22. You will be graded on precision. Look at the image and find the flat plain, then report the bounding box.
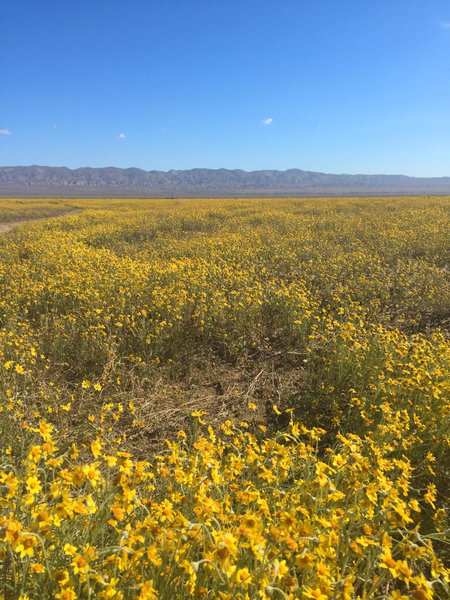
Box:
[0,196,448,599]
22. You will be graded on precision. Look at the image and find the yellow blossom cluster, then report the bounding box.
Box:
[0,412,448,599]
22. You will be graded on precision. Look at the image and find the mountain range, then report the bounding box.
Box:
[1,166,450,197]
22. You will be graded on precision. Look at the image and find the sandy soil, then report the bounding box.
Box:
[0,209,81,236]
[0,222,22,234]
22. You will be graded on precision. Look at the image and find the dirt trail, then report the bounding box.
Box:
[0,208,82,236]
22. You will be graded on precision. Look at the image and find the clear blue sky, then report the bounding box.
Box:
[1,0,450,176]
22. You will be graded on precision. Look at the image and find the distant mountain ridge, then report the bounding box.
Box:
[1,165,450,197]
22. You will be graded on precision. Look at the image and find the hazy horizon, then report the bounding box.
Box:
[2,164,450,179]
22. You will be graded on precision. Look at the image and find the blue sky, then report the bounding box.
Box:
[1,0,450,176]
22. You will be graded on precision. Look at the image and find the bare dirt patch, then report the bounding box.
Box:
[0,208,82,236]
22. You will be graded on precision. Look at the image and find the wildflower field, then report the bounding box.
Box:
[0,196,448,600]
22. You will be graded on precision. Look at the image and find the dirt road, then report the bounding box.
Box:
[0,209,82,236]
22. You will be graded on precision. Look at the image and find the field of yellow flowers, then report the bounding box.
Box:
[0,196,448,599]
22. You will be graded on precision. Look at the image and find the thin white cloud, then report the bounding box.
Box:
[440,21,450,28]
[118,133,126,139]
[0,129,11,135]
[263,118,273,125]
